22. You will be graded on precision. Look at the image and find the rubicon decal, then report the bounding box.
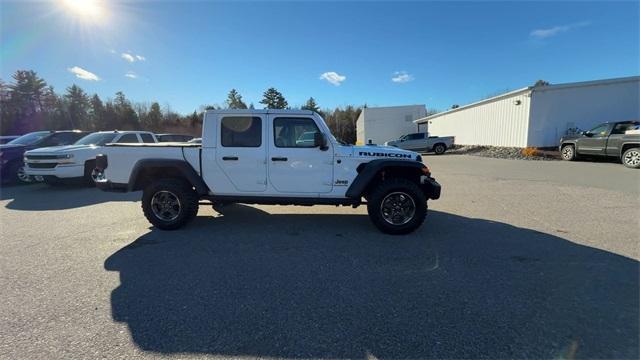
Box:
[358,151,413,159]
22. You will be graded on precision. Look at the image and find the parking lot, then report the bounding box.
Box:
[1,155,638,359]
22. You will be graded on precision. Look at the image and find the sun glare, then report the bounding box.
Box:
[59,0,105,22]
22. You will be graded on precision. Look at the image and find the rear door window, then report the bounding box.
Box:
[140,133,156,143]
[116,134,139,143]
[221,116,262,147]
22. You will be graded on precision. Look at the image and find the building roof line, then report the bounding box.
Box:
[415,75,640,124]
[414,87,531,123]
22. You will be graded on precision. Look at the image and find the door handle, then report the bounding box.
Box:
[222,156,239,161]
[271,157,288,161]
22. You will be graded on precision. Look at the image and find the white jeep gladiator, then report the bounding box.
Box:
[94,110,441,234]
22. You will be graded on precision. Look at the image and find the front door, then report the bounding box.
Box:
[578,123,610,155]
[215,115,267,192]
[267,116,334,194]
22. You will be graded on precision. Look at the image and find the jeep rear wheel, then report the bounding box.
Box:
[367,178,427,235]
[142,178,199,230]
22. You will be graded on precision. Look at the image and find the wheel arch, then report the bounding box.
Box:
[128,159,209,195]
[620,143,639,157]
[346,160,426,199]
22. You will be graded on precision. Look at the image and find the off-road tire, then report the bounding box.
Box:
[433,143,447,155]
[142,178,199,230]
[622,147,640,169]
[561,144,577,161]
[367,178,427,235]
[83,160,97,186]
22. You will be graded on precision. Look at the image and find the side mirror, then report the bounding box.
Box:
[314,132,328,151]
[582,131,593,137]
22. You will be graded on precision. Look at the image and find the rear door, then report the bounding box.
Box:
[215,115,267,192]
[267,115,333,194]
[606,122,638,156]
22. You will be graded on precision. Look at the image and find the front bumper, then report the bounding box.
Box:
[420,175,441,200]
[24,164,83,178]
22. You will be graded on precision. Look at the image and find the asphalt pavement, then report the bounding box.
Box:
[0,155,638,359]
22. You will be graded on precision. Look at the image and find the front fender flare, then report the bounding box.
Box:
[345,159,426,199]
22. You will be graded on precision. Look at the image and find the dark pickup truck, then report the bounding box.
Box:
[559,121,640,168]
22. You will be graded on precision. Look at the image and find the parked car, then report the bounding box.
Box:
[156,134,195,142]
[0,135,20,145]
[559,121,640,168]
[0,130,88,184]
[94,110,441,234]
[24,131,157,186]
[384,132,455,155]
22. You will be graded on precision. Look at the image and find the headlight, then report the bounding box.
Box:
[56,154,75,164]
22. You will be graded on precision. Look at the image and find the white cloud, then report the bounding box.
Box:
[121,52,135,62]
[67,66,100,81]
[121,52,146,62]
[124,71,138,79]
[530,21,590,39]
[391,71,414,83]
[319,71,346,86]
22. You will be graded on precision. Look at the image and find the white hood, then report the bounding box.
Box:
[26,144,98,154]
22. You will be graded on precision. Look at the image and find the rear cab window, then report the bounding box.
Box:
[221,116,262,147]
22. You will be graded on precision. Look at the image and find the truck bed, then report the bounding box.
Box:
[102,143,202,184]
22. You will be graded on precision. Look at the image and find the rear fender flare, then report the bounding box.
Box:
[128,159,209,195]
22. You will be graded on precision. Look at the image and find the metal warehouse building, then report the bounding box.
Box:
[356,105,426,145]
[415,76,640,147]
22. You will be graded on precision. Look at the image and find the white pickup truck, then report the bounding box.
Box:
[25,130,157,185]
[94,110,441,234]
[384,132,455,154]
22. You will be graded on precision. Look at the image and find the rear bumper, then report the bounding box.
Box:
[420,176,441,200]
[95,179,128,193]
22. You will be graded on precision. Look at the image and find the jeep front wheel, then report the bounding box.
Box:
[367,178,427,235]
[142,179,199,230]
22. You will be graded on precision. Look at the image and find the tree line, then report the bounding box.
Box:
[0,70,362,144]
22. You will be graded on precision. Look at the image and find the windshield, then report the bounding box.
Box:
[7,131,50,145]
[74,133,117,146]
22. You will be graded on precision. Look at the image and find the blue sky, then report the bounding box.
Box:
[1,1,638,114]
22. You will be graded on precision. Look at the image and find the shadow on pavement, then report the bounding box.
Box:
[105,205,639,359]
[1,183,139,210]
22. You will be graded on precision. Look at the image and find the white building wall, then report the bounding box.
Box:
[528,77,640,147]
[425,92,531,147]
[356,105,426,145]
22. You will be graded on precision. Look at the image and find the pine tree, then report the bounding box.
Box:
[301,97,321,114]
[90,94,106,130]
[65,84,90,130]
[259,87,288,109]
[145,102,163,131]
[225,89,248,109]
[113,91,140,130]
